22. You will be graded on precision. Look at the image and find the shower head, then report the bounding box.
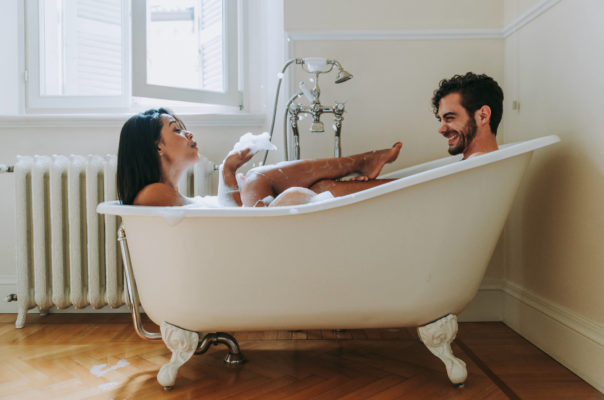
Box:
[335,69,353,83]
[330,59,353,83]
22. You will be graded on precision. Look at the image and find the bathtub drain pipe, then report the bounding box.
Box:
[195,332,246,365]
[118,225,162,341]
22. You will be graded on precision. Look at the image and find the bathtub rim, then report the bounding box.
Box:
[97,135,559,218]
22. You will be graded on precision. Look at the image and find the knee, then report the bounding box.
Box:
[310,179,334,193]
[270,187,316,207]
[241,170,266,192]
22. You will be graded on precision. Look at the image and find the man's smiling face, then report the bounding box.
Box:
[436,93,477,156]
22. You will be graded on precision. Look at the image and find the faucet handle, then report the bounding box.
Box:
[298,81,314,102]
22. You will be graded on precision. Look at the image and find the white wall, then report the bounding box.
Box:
[504,0,604,322]
[501,0,604,390]
[286,0,504,30]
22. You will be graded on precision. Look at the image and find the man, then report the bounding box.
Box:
[432,72,503,159]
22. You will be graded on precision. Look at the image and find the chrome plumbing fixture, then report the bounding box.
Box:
[0,164,14,173]
[261,57,353,164]
[118,225,162,341]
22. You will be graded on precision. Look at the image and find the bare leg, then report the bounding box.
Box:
[310,178,396,197]
[241,142,402,207]
[268,187,318,207]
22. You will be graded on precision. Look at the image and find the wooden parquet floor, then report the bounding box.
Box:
[0,313,602,400]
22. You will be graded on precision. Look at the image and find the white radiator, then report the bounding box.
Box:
[12,154,214,328]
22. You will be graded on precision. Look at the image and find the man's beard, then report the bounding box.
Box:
[448,118,477,155]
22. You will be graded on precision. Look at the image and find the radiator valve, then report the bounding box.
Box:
[5,293,17,302]
[0,164,14,173]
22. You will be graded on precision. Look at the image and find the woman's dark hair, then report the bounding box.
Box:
[116,107,176,204]
[431,72,504,135]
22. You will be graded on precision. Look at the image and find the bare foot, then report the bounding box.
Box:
[358,142,402,179]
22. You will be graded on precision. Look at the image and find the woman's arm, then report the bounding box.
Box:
[217,148,254,207]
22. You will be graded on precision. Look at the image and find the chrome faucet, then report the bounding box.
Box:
[262,58,353,164]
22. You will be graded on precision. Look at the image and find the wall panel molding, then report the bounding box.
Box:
[287,29,503,41]
[286,0,562,42]
[503,0,563,38]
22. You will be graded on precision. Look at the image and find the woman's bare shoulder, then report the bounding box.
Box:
[133,183,184,206]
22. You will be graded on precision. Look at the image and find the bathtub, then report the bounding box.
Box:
[97,135,559,389]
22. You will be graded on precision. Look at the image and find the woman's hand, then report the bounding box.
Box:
[224,148,254,173]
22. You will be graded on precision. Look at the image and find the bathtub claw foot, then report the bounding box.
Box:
[158,322,200,389]
[417,314,467,385]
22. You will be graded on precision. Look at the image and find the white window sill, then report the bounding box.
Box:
[0,112,266,129]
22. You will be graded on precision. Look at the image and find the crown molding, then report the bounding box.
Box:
[503,0,562,38]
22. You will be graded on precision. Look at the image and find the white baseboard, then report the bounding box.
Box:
[502,281,604,394]
[459,278,504,322]
[462,279,604,393]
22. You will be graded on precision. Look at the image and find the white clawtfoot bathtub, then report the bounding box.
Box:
[97,135,559,389]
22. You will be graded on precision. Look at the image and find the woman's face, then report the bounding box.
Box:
[157,114,200,167]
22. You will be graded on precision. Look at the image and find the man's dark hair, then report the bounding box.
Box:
[431,72,504,135]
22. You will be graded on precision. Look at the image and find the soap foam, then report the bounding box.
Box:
[217,164,241,207]
[261,195,275,205]
[90,359,130,377]
[230,132,277,156]
[183,195,221,208]
[309,191,335,203]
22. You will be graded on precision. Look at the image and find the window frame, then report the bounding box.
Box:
[131,0,241,108]
[24,0,242,113]
[24,0,131,111]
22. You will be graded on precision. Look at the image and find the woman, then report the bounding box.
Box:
[117,108,402,207]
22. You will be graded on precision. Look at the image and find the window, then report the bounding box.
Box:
[132,0,240,107]
[25,0,240,112]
